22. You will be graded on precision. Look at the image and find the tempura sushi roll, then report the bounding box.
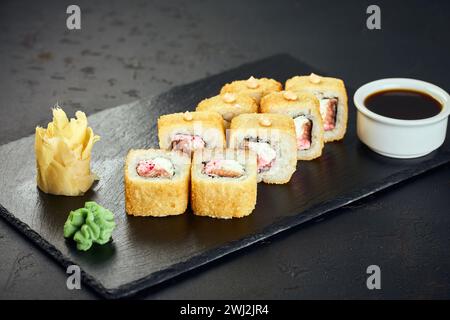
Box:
[220,76,282,105]
[229,114,297,184]
[196,92,258,128]
[260,91,324,160]
[191,148,257,219]
[158,111,225,156]
[285,73,348,142]
[125,149,191,217]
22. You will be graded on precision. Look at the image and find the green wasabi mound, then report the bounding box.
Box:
[63,201,116,251]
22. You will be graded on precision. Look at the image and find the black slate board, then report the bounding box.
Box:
[0,54,449,299]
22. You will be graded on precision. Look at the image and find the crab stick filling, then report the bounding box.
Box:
[243,139,276,173]
[171,134,206,154]
[203,159,245,178]
[136,157,174,178]
[319,98,338,131]
[293,115,312,150]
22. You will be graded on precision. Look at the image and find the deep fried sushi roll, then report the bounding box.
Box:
[196,92,258,128]
[158,111,225,156]
[125,149,191,217]
[285,73,348,142]
[220,76,282,105]
[191,148,257,219]
[260,91,324,160]
[229,114,297,184]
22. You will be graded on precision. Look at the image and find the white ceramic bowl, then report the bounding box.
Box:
[354,78,450,158]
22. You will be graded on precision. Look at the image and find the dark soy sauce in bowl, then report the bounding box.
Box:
[364,89,442,120]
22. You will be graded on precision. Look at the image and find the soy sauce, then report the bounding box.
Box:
[364,89,442,120]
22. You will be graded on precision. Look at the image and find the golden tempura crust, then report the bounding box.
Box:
[285,75,348,142]
[220,77,282,105]
[196,93,257,128]
[125,149,190,217]
[157,111,225,150]
[260,91,320,113]
[230,113,296,134]
[158,111,224,130]
[285,75,346,93]
[191,149,257,219]
[229,113,297,184]
[260,91,324,160]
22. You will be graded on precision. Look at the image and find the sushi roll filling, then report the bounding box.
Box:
[242,137,276,173]
[293,115,312,150]
[319,97,338,131]
[171,133,206,154]
[202,159,245,178]
[136,157,175,178]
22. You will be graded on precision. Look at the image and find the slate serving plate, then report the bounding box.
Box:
[0,54,449,299]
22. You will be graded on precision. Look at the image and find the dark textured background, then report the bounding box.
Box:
[0,0,449,299]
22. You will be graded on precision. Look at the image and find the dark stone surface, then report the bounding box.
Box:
[0,0,449,299]
[2,54,449,298]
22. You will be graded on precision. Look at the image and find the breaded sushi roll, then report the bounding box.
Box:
[229,114,297,184]
[220,76,282,105]
[260,91,324,160]
[196,92,258,128]
[285,73,348,142]
[158,111,225,156]
[125,149,191,217]
[191,148,257,219]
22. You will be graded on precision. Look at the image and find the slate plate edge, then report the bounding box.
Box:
[105,152,450,298]
[1,53,449,298]
[1,150,448,299]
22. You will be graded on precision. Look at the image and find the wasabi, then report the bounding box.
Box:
[64,201,116,251]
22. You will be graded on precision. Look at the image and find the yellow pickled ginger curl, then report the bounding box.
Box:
[35,107,100,196]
